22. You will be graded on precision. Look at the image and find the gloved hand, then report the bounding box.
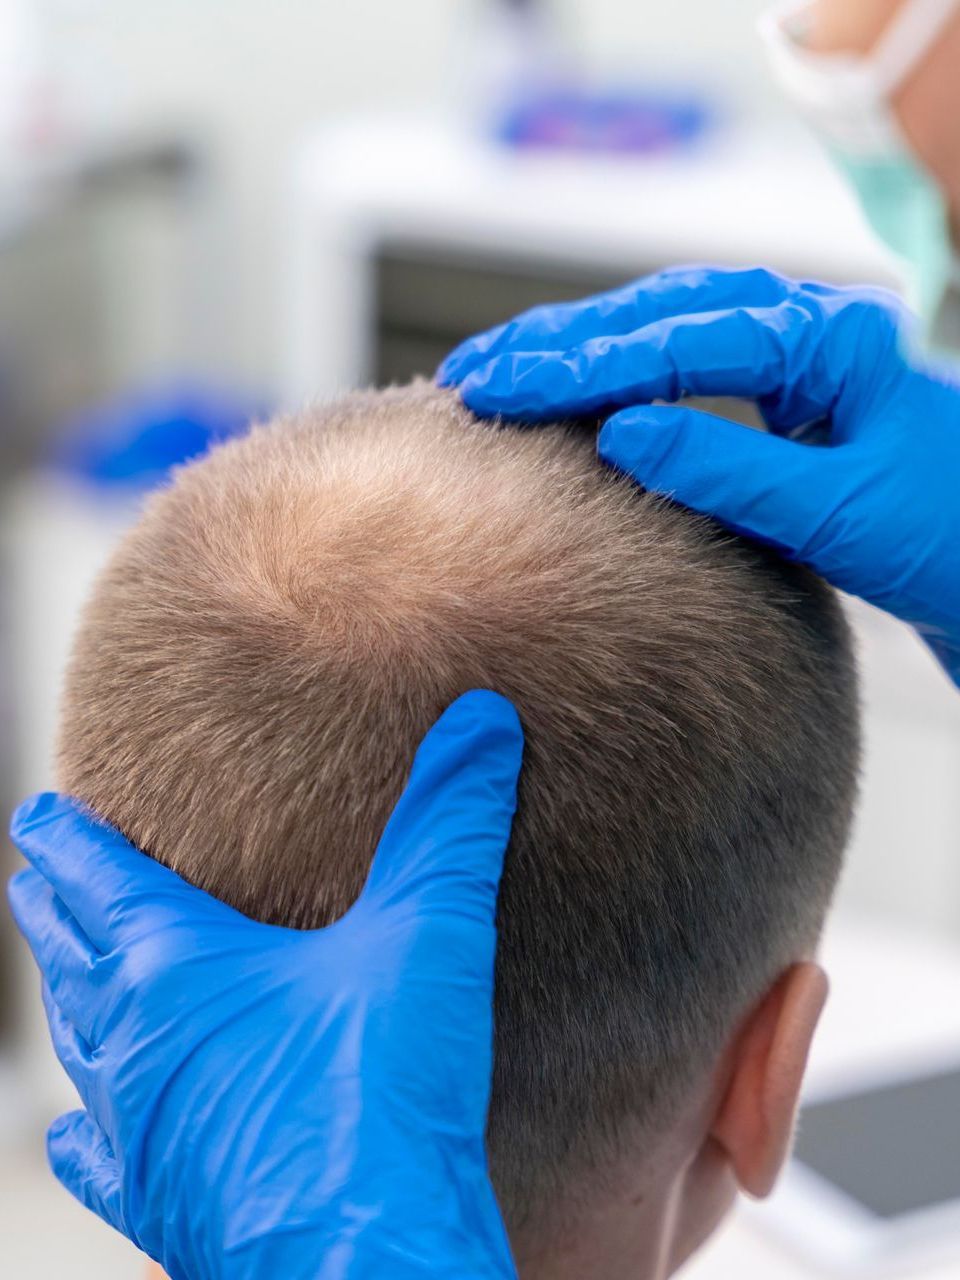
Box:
[439,265,960,684]
[7,690,523,1280]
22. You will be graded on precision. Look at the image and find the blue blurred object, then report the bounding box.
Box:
[50,385,264,492]
[497,87,712,154]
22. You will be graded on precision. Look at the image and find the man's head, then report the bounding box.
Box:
[57,384,859,1277]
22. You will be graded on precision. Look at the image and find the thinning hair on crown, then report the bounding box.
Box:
[58,382,859,1231]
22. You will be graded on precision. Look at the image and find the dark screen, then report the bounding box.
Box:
[794,1065,960,1220]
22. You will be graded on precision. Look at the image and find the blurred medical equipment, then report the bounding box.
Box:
[497,85,712,154]
[8,694,523,1280]
[472,0,714,155]
[440,267,960,685]
[760,0,960,336]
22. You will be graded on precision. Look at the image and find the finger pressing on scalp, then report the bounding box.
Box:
[598,404,844,562]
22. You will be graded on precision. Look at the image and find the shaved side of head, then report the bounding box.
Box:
[58,384,859,1233]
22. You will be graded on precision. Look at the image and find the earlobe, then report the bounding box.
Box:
[710,962,829,1199]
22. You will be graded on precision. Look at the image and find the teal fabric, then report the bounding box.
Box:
[831,144,955,347]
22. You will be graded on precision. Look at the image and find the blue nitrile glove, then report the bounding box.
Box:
[7,690,523,1280]
[439,266,960,685]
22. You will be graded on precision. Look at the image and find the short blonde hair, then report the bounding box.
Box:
[58,383,859,1229]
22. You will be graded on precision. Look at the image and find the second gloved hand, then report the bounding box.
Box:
[8,691,523,1280]
[439,266,960,684]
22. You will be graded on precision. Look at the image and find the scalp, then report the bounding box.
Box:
[57,381,859,1226]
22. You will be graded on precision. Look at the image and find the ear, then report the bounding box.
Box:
[710,962,829,1198]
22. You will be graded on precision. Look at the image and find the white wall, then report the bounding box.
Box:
[38,1,776,389]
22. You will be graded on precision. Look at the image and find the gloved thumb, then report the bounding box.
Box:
[47,1110,127,1242]
[360,690,524,924]
[598,405,842,563]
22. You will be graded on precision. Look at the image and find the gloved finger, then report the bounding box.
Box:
[360,689,523,923]
[9,792,218,952]
[599,405,850,567]
[458,301,843,425]
[438,265,794,388]
[42,980,100,1117]
[439,265,797,387]
[47,1110,127,1242]
[7,869,103,1046]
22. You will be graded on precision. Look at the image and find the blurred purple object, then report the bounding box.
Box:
[497,88,713,154]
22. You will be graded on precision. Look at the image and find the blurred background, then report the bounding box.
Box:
[1,2,959,1278]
